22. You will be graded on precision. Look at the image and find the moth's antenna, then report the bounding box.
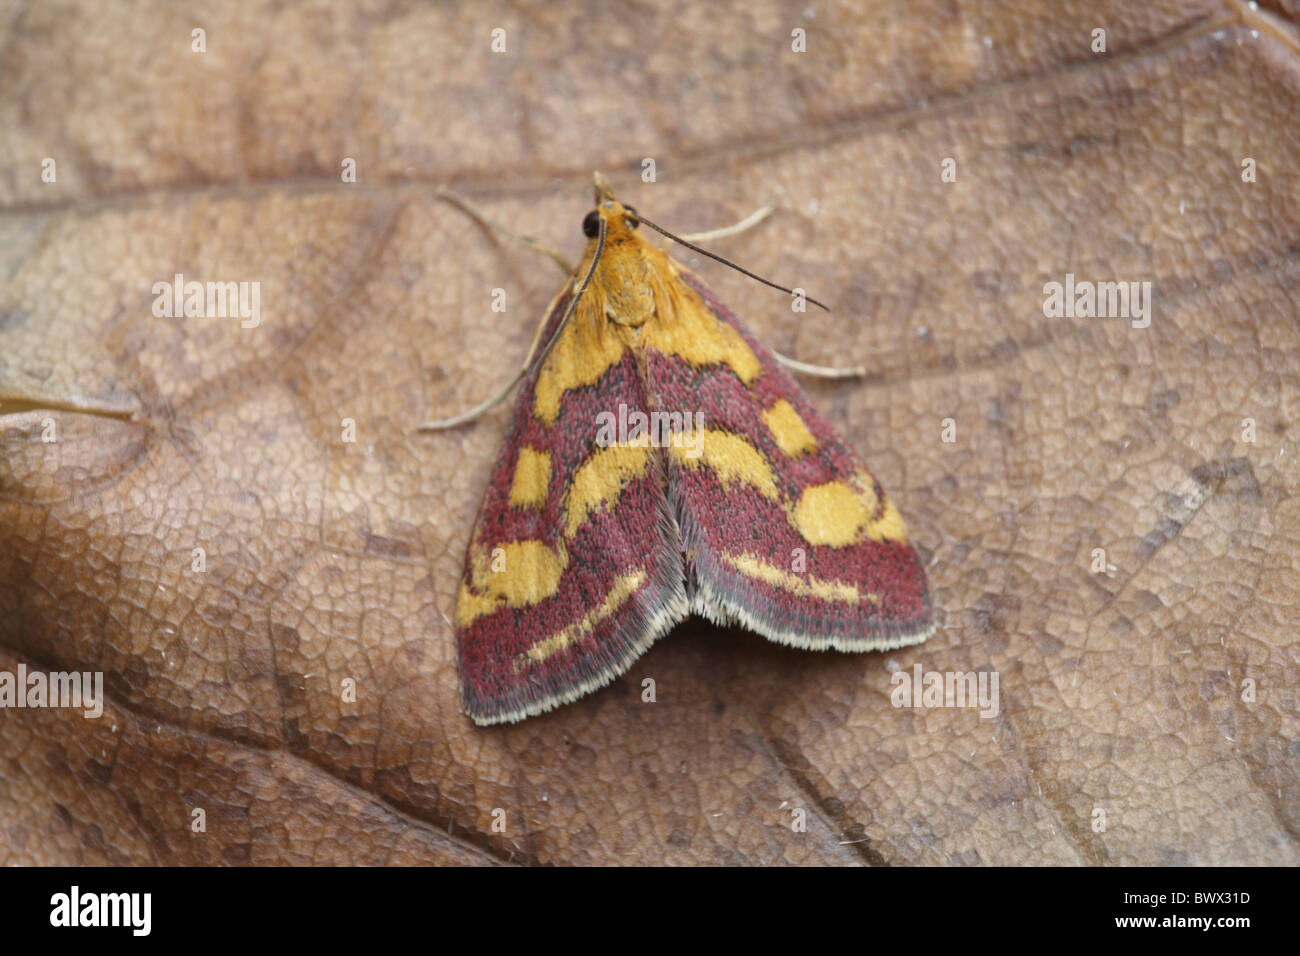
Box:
[633,213,831,312]
[419,216,607,431]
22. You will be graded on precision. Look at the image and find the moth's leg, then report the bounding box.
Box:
[436,186,574,275]
[660,189,783,248]
[422,214,609,431]
[658,190,863,379]
[771,352,867,379]
[420,189,578,430]
[418,294,556,431]
[419,370,527,430]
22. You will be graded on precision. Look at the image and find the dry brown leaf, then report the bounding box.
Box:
[1,0,1298,865]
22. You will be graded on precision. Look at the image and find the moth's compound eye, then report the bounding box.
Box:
[582,210,601,238]
[624,205,640,229]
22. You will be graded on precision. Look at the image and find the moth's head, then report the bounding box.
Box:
[583,171,641,245]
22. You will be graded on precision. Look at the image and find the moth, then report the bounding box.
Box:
[425,174,934,724]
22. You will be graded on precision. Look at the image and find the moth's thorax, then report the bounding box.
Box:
[576,200,679,333]
[596,242,663,328]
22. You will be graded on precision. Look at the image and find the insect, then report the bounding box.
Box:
[424,174,934,724]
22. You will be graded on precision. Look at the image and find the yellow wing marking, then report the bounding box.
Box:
[669,428,778,500]
[454,540,567,629]
[508,447,551,510]
[721,552,874,604]
[762,399,818,457]
[563,443,655,538]
[792,476,908,547]
[515,569,647,670]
